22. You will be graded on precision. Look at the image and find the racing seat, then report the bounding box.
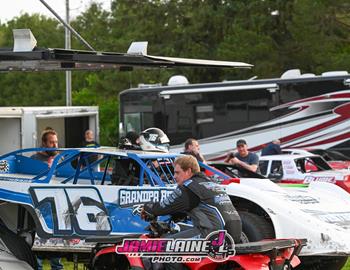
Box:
[111,158,140,186]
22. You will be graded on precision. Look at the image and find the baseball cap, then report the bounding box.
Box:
[236,139,247,146]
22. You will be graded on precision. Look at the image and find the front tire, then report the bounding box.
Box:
[238,211,274,242]
[0,223,37,269]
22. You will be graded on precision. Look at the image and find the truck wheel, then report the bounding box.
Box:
[295,256,347,270]
[238,211,274,242]
[0,223,37,269]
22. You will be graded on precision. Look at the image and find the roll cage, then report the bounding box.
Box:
[0,147,228,187]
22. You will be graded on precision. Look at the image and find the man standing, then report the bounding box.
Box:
[31,128,59,168]
[261,139,282,156]
[142,155,241,242]
[82,129,100,148]
[31,128,63,270]
[225,139,259,173]
[81,129,100,167]
[182,138,206,163]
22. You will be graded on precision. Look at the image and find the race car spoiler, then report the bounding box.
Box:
[0,29,252,72]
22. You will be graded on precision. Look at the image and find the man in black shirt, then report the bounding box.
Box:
[81,130,100,166]
[142,155,241,242]
[181,138,206,163]
[82,129,100,148]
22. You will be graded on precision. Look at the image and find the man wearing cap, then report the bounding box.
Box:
[224,139,259,173]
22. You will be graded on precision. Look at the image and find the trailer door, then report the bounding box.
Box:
[65,117,89,147]
[0,119,21,154]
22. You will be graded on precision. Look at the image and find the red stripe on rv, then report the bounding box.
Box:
[249,103,350,152]
[293,131,350,148]
[272,92,350,111]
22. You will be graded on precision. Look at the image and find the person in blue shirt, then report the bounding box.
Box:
[225,139,259,173]
[261,139,282,156]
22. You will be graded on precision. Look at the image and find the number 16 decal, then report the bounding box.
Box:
[29,187,112,236]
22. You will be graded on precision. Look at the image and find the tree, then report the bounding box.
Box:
[0,14,65,106]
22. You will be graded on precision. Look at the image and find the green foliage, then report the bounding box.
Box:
[0,0,349,144]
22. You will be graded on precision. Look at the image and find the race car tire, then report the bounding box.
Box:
[295,256,347,270]
[0,223,37,269]
[238,211,274,242]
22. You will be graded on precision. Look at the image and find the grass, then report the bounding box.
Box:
[343,260,350,270]
[42,259,85,270]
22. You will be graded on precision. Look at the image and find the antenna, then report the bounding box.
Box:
[38,0,95,51]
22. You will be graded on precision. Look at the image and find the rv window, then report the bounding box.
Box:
[196,104,214,124]
[124,113,141,134]
[142,112,153,130]
[247,99,270,122]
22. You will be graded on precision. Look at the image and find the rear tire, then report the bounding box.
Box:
[238,211,274,242]
[0,223,37,269]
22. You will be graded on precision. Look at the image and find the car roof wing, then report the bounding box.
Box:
[0,29,252,72]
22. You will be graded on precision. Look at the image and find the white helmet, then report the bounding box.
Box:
[139,128,170,152]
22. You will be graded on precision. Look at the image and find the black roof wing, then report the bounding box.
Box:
[0,47,252,72]
[0,30,252,72]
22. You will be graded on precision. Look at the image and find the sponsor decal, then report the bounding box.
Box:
[116,230,235,263]
[304,176,335,183]
[285,195,319,204]
[283,160,293,165]
[119,189,173,207]
[303,210,350,227]
[0,160,9,172]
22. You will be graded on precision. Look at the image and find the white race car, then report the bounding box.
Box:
[282,148,350,170]
[209,161,350,269]
[259,154,350,193]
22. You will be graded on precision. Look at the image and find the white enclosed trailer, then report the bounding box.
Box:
[0,106,99,154]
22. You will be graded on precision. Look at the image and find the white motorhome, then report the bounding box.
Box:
[119,70,350,159]
[0,106,99,155]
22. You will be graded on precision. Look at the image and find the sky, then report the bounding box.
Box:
[0,0,111,23]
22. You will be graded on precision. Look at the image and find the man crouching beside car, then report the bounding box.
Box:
[142,155,242,243]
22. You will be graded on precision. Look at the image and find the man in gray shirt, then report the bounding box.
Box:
[31,128,59,168]
[31,128,63,270]
[225,139,259,173]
